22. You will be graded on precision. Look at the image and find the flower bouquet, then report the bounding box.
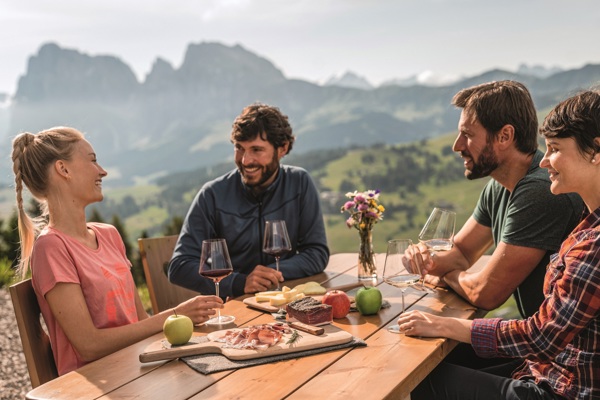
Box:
[341,189,385,279]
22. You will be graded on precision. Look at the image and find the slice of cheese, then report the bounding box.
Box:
[283,288,299,300]
[268,292,306,306]
[293,283,306,293]
[269,294,290,306]
[303,285,327,295]
[292,281,326,295]
[255,290,283,302]
[300,281,327,295]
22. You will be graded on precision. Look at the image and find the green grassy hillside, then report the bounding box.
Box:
[314,133,490,254]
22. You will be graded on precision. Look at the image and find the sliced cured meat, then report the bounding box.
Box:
[214,324,292,350]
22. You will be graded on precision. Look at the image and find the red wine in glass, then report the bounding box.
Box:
[263,220,292,290]
[263,248,290,258]
[199,239,235,325]
[199,269,232,282]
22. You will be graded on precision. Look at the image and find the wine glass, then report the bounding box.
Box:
[263,220,292,290]
[383,239,421,333]
[417,207,456,291]
[199,238,236,325]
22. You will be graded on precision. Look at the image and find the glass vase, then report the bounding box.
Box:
[358,229,377,280]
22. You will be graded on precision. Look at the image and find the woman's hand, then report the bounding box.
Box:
[396,310,442,337]
[396,310,473,343]
[174,295,223,325]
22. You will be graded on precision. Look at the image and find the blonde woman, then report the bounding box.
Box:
[11,127,223,375]
[399,91,600,399]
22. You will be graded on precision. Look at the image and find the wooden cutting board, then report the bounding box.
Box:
[139,324,353,363]
[242,282,364,313]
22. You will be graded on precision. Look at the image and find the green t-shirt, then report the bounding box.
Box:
[473,150,584,318]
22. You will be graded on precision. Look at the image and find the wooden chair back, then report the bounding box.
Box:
[138,235,199,314]
[9,278,58,388]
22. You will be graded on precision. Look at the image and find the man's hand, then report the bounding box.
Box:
[244,265,284,293]
[406,241,470,277]
[404,242,433,275]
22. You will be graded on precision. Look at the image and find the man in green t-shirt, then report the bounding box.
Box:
[410,80,584,318]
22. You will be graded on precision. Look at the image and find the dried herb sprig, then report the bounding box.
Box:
[286,329,303,345]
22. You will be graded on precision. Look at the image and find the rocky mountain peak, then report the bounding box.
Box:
[178,42,286,84]
[15,42,139,103]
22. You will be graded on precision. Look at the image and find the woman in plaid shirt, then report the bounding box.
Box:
[399,90,600,400]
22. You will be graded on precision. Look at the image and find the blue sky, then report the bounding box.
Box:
[1,0,599,94]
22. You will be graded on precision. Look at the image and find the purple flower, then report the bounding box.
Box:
[344,201,355,210]
[358,203,369,212]
[355,195,365,203]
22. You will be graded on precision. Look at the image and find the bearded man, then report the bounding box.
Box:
[169,103,329,298]
[410,80,583,318]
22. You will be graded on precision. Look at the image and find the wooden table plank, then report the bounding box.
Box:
[97,359,233,400]
[25,332,172,400]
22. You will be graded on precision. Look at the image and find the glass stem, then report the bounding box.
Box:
[275,257,281,290]
[215,281,221,320]
[401,290,405,313]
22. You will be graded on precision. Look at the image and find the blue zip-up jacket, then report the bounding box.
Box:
[168,165,330,298]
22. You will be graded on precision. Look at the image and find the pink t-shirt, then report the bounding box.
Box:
[31,222,139,375]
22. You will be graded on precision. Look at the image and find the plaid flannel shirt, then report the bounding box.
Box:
[471,207,600,399]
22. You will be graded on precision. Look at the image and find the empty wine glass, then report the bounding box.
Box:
[263,220,292,290]
[417,207,456,292]
[383,239,421,333]
[199,238,235,325]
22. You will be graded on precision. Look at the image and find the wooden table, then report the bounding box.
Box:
[27,254,487,400]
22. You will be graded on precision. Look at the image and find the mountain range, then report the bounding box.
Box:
[1,42,599,186]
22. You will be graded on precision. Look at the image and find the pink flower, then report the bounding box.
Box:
[344,201,355,210]
[346,217,355,228]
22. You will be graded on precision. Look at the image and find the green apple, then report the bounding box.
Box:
[163,312,194,345]
[355,286,383,315]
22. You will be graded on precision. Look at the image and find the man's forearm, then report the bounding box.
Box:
[428,245,471,276]
[442,269,508,311]
[442,269,473,304]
